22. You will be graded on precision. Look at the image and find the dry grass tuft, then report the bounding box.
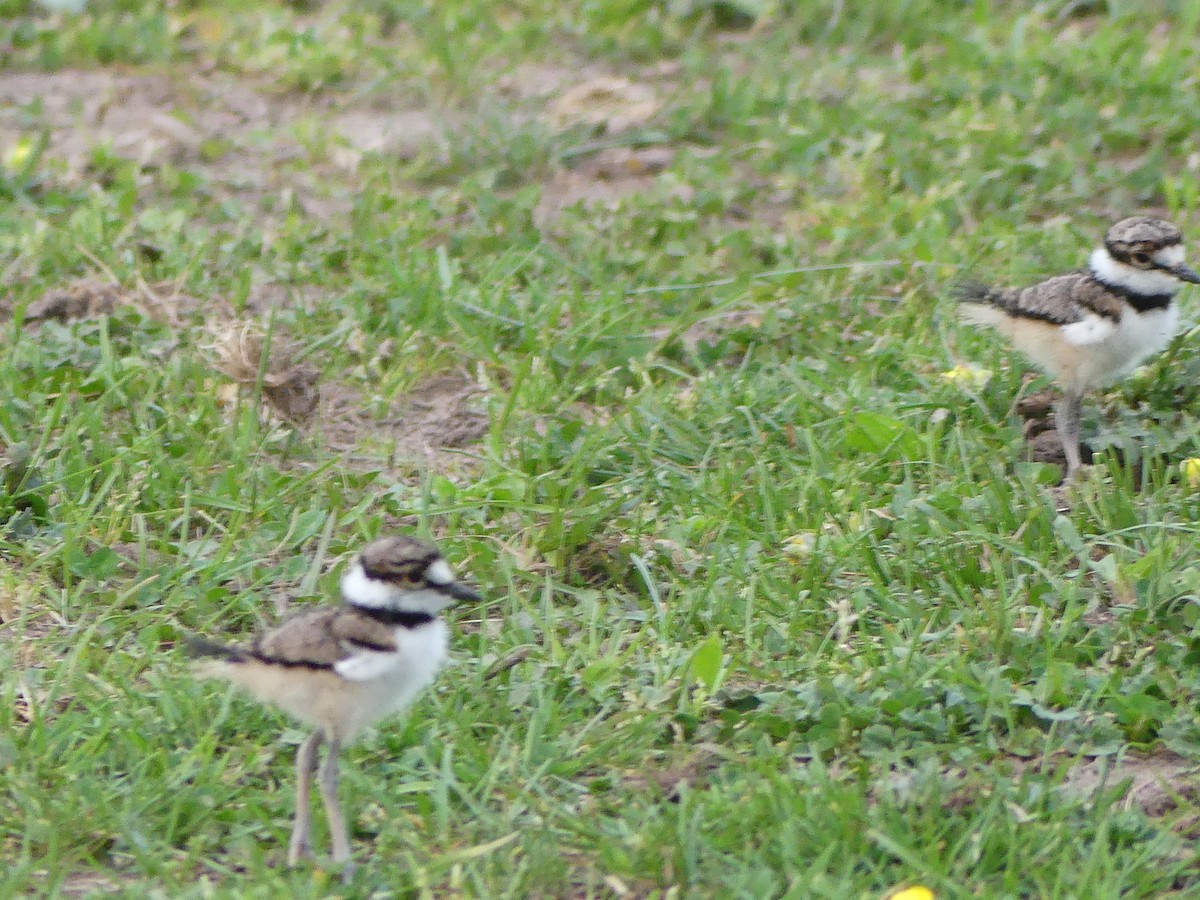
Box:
[209,321,320,423]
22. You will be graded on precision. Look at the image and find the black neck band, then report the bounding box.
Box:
[356,606,435,628]
[1089,273,1174,311]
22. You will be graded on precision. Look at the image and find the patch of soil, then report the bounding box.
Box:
[1059,751,1198,820]
[324,370,488,471]
[0,70,444,216]
[332,108,447,160]
[23,279,122,322]
[241,282,327,316]
[19,277,218,326]
[576,146,676,180]
[534,170,656,227]
[545,75,659,134]
[489,63,696,227]
[534,146,690,227]
[1016,389,1058,430]
[495,63,601,102]
[1025,428,1094,472]
[59,873,131,898]
[497,60,681,105]
[387,371,488,453]
[619,746,725,802]
[1017,383,1196,492]
[0,71,280,178]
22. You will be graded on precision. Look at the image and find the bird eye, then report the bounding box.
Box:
[1132,252,1150,266]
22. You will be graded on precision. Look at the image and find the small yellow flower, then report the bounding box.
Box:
[781,532,818,561]
[940,363,992,389]
[887,888,934,900]
[1181,457,1200,487]
[2,138,33,172]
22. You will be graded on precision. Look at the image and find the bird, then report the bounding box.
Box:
[185,535,480,877]
[957,216,1200,476]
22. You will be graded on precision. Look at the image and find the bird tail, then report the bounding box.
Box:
[954,280,1012,328]
[954,280,1007,306]
[182,635,248,664]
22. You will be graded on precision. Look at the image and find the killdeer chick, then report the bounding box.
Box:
[186,536,479,877]
[958,216,1200,475]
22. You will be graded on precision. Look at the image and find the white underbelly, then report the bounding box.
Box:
[1078,306,1177,388]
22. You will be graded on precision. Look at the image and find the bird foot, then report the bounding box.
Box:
[287,835,314,866]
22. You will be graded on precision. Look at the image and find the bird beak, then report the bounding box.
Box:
[444,581,481,602]
[1168,262,1200,284]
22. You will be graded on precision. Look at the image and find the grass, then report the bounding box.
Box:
[2,0,1200,896]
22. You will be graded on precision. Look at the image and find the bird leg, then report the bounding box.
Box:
[1056,390,1084,477]
[318,736,355,878]
[288,730,324,866]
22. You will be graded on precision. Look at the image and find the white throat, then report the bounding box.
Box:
[1089,247,1182,297]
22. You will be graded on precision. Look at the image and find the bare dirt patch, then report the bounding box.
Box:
[241,282,328,316]
[619,745,725,801]
[545,75,659,134]
[386,370,488,455]
[23,279,123,322]
[59,872,135,898]
[1060,751,1198,820]
[332,107,447,161]
[324,370,488,472]
[0,71,289,180]
[488,62,696,226]
[0,70,444,216]
[496,60,680,106]
[1015,387,1180,488]
[534,146,690,227]
[495,63,604,103]
[19,277,218,326]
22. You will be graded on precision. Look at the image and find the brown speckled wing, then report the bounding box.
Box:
[252,609,347,668]
[1001,273,1124,325]
[251,607,399,669]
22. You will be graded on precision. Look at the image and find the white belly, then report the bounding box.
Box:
[1075,305,1177,389]
[354,621,450,723]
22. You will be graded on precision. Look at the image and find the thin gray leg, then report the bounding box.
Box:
[288,730,324,866]
[318,737,355,878]
[1056,390,1084,476]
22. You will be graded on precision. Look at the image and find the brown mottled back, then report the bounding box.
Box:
[253,607,399,666]
[980,272,1127,325]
